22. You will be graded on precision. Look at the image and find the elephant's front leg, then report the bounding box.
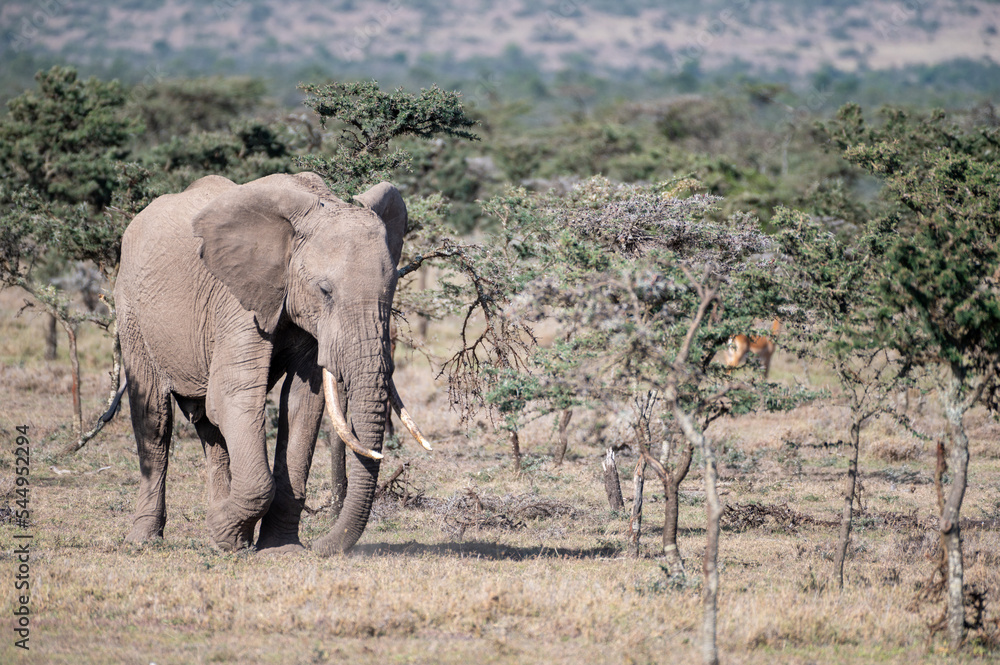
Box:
[257,362,324,552]
[206,384,275,552]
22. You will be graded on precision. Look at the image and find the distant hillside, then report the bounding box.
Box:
[3,0,998,76]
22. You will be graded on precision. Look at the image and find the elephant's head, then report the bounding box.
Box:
[191,172,421,553]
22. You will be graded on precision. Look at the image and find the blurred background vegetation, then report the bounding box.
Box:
[2,0,998,231]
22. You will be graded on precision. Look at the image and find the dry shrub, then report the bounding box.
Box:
[369,464,429,521]
[859,508,934,531]
[867,438,923,462]
[435,488,577,538]
[893,532,939,565]
[863,418,924,462]
[373,463,423,504]
[722,502,818,533]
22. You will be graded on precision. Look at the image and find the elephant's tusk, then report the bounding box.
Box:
[323,369,383,461]
[389,379,433,451]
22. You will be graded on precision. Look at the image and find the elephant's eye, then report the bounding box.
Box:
[318,280,333,300]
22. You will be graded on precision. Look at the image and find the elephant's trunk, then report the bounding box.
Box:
[312,307,390,555]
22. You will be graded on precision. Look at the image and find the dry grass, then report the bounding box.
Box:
[2,287,1000,664]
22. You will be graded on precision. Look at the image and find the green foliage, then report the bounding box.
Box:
[0,186,49,282]
[127,76,268,142]
[0,66,139,209]
[483,368,545,434]
[751,206,909,435]
[758,207,877,348]
[0,66,141,286]
[441,176,806,438]
[818,102,1000,649]
[298,80,479,198]
[393,135,488,233]
[0,68,293,288]
[137,120,295,192]
[482,91,856,224]
[822,104,1000,376]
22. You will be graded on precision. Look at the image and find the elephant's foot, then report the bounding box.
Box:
[256,521,304,553]
[206,505,256,552]
[257,542,308,556]
[125,517,164,544]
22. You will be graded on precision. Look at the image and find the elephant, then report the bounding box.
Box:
[115,171,429,554]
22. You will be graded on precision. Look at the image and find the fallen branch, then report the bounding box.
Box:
[374,462,409,499]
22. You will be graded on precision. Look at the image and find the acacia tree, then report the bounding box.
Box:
[453,177,818,664]
[753,207,913,589]
[297,80,479,199]
[823,104,1000,649]
[525,178,815,665]
[0,66,139,437]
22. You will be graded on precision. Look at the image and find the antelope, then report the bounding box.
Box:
[724,319,780,378]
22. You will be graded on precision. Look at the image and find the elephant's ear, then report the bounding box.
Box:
[192,185,316,334]
[354,182,407,266]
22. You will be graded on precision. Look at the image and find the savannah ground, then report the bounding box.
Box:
[2,286,1000,664]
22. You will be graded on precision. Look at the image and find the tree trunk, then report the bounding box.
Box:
[65,323,124,454]
[602,448,624,511]
[834,418,861,589]
[554,408,573,465]
[62,321,83,437]
[628,457,646,557]
[416,267,429,338]
[943,524,965,650]
[509,428,522,472]
[44,313,58,360]
[940,372,970,651]
[668,397,722,663]
[701,433,723,665]
[663,438,694,577]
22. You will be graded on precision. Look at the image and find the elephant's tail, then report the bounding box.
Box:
[100,378,128,423]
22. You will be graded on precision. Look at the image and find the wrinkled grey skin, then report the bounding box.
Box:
[115,172,405,554]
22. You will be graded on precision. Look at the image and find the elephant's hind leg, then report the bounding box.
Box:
[257,361,324,553]
[196,420,232,507]
[124,366,174,543]
[176,397,233,509]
